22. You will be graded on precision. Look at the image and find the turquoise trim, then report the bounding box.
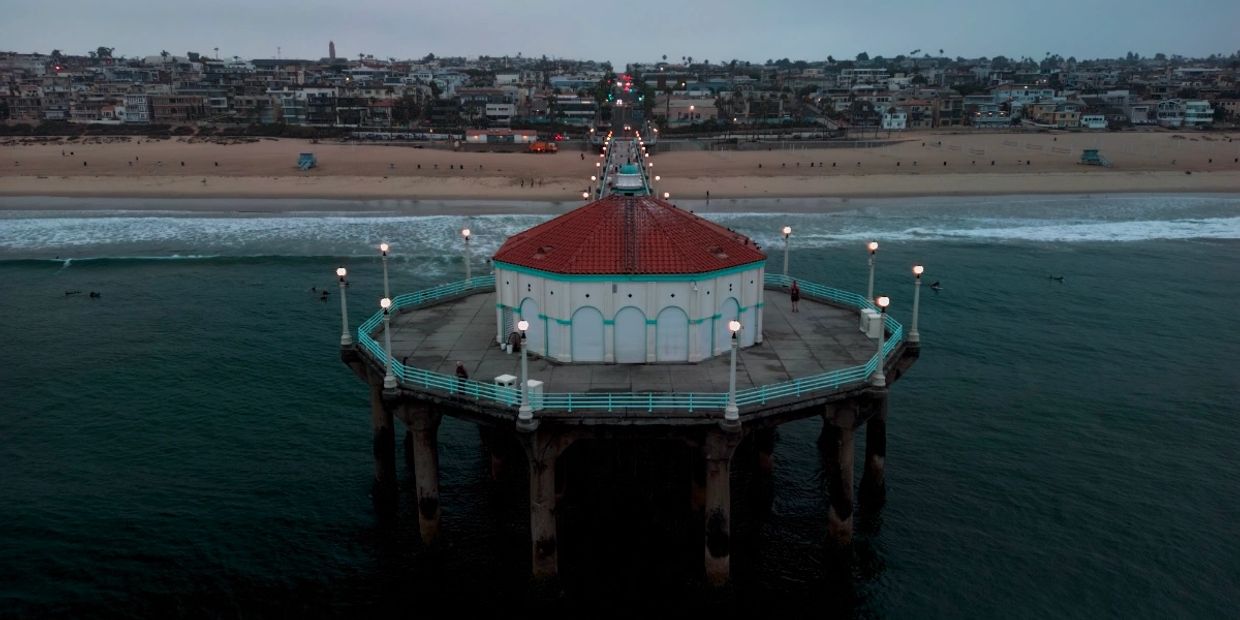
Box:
[690,317,709,325]
[555,318,572,325]
[645,319,658,325]
[603,319,615,325]
[494,260,765,283]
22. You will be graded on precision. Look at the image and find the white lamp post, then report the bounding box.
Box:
[663,192,670,200]
[782,226,792,277]
[379,243,390,301]
[336,267,352,346]
[517,319,532,420]
[872,296,890,387]
[725,320,742,421]
[380,297,397,390]
[461,228,471,282]
[911,265,924,343]
[867,241,879,301]
[582,191,589,199]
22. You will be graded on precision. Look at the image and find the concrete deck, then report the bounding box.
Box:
[381,287,878,395]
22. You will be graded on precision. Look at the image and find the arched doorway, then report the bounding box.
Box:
[613,306,647,363]
[571,307,605,362]
[519,297,545,356]
[656,306,689,362]
[716,297,741,355]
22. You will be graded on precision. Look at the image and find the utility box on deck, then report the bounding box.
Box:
[494,374,518,388]
[527,379,545,411]
[860,309,884,339]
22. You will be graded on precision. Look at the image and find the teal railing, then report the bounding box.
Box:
[355,273,903,415]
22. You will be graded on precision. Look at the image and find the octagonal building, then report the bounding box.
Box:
[492,195,767,363]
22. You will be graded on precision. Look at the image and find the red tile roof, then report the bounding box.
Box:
[493,195,766,275]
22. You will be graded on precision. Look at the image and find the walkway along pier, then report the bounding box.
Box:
[338,133,919,585]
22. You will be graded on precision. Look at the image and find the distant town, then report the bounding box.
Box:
[2,45,1238,138]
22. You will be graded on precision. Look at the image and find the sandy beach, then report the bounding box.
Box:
[1,130,1238,207]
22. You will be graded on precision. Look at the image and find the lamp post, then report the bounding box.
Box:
[336,267,351,346]
[782,226,792,277]
[517,319,532,420]
[866,240,879,301]
[911,265,924,343]
[725,320,741,421]
[379,243,390,301]
[663,191,670,200]
[380,297,397,390]
[459,228,471,282]
[872,296,890,387]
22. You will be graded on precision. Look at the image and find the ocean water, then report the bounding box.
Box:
[1,194,1238,617]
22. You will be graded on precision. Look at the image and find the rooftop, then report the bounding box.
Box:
[492,195,766,275]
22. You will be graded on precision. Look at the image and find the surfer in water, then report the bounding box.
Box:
[930,281,942,292]
[1048,275,1065,282]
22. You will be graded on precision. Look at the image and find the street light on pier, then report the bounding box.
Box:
[872,296,890,387]
[782,226,792,277]
[336,267,351,346]
[380,297,397,390]
[517,320,532,420]
[663,192,671,200]
[725,320,742,421]
[910,265,924,344]
[461,228,472,282]
[379,243,391,301]
[866,241,879,301]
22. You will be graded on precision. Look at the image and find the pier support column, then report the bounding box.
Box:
[370,381,397,501]
[821,401,858,545]
[518,427,573,580]
[703,425,742,586]
[407,407,443,545]
[859,390,889,515]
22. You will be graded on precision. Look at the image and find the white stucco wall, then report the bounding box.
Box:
[494,263,765,363]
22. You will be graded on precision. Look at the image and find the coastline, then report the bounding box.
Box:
[2,131,1238,208]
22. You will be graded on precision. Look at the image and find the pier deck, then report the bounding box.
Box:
[382,286,877,397]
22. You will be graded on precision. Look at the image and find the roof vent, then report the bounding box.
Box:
[533,245,554,259]
[709,246,729,259]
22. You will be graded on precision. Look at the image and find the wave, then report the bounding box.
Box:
[3,197,1239,263]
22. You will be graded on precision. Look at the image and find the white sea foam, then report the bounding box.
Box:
[2,196,1237,264]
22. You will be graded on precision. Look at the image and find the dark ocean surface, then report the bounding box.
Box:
[1,194,1238,617]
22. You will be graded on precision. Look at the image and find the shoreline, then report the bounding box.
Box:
[2,188,1239,218]
[2,171,1239,211]
[3,131,1238,208]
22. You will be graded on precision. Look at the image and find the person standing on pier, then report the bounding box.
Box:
[455,361,469,392]
[790,280,801,312]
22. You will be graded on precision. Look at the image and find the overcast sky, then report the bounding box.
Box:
[4,0,1238,65]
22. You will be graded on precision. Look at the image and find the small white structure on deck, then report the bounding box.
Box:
[492,195,767,363]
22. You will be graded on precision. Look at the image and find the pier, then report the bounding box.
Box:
[339,132,920,586]
[341,272,918,584]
